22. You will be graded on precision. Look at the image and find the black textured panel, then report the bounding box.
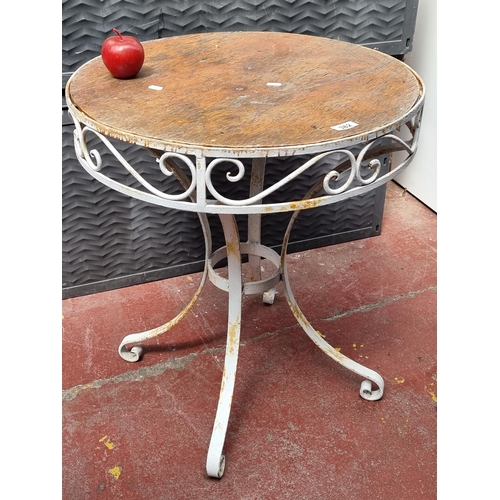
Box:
[62,0,418,72]
[202,151,388,251]
[63,122,387,296]
[62,0,163,73]
[62,128,206,291]
[62,0,415,297]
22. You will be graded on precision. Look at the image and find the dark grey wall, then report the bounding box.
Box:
[62,0,419,298]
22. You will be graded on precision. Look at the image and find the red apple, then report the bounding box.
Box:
[101,28,145,79]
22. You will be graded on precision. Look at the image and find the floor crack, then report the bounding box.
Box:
[63,286,436,402]
[325,285,437,322]
[63,350,209,402]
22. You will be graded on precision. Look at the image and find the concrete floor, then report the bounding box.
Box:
[62,181,437,499]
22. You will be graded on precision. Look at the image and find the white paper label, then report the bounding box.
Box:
[148,85,163,91]
[331,121,359,131]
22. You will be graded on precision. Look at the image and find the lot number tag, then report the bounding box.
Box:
[331,121,359,131]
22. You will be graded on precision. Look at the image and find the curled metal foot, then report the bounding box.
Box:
[278,181,385,401]
[116,276,207,363]
[113,154,212,363]
[360,378,384,401]
[281,273,385,400]
[118,341,144,363]
[207,454,226,479]
[206,214,242,481]
[263,288,276,305]
[116,263,208,362]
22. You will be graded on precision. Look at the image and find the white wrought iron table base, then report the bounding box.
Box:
[117,207,385,478]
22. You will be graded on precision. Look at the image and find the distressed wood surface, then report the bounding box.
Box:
[67,31,423,155]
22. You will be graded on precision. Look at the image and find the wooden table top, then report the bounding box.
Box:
[66,31,424,157]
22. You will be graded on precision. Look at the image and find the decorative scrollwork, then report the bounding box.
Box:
[205,158,247,205]
[323,117,419,195]
[321,148,379,195]
[72,119,103,172]
[203,112,421,207]
[156,152,197,200]
[205,151,347,206]
[68,106,422,213]
[69,110,197,202]
[322,150,357,195]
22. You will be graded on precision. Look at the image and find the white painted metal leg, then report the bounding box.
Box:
[118,155,213,361]
[247,158,276,304]
[282,264,384,400]
[248,158,265,281]
[118,256,208,361]
[280,185,384,401]
[118,212,211,362]
[206,214,243,478]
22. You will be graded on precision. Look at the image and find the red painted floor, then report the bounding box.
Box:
[62,182,437,499]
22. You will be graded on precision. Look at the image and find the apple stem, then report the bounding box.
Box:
[112,28,123,40]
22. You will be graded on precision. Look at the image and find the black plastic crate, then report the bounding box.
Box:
[62,0,417,298]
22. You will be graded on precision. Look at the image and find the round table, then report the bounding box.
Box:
[66,31,425,478]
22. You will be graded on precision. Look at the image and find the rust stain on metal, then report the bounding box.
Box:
[288,198,322,211]
[262,197,325,213]
[323,344,347,363]
[289,301,305,323]
[220,368,227,394]
[169,287,203,328]
[227,317,240,355]
[289,302,345,363]
[225,239,240,258]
